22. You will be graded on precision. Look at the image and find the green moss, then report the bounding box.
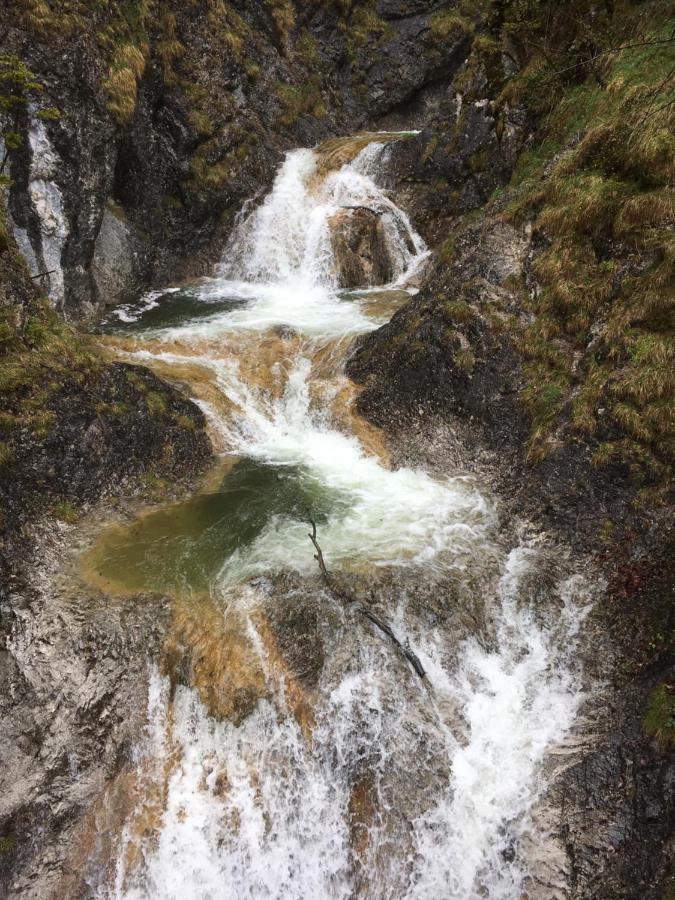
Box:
[0,442,15,467]
[468,149,490,174]
[146,391,167,416]
[443,300,476,324]
[96,400,129,418]
[644,683,675,749]
[421,136,438,164]
[345,2,390,46]
[0,412,17,434]
[52,500,79,524]
[139,470,171,499]
[125,369,146,392]
[455,347,476,374]
[275,81,326,126]
[429,10,472,41]
[509,139,561,188]
[295,29,320,66]
[244,61,261,81]
[188,110,215,138]
[438,234,456,264]
[0,832,16,854]
[174,412,196,431]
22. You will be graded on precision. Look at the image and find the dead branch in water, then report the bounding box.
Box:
[308,517,331,583]
[307,516,426,681]
[338,204,382,216]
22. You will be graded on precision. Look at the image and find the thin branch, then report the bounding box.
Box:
[629,96,675,145]
[307,515,426,681]
[308,516,331,584]
[629,65,675,139]
[338,205,382,216]
[548,35,675,78]
[648,96,675,117]
[31,269,56,279]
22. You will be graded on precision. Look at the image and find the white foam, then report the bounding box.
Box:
[408,549,589,898]
[109,287,180,323]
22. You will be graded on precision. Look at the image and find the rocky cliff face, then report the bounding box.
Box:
[0,187,213,895]
[3,0,518,320]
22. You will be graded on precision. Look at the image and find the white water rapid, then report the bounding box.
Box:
[96,137,590,900]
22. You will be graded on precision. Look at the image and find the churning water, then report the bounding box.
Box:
[91,136,590,899]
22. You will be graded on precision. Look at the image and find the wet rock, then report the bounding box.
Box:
[0,555,172,899]
[164,599,267,726]
[265,592,328,689]
[0,361,212,541]
[329,207,394,289]
[347,212,530,452]
[3,1,479,319]
[92,206,142,307]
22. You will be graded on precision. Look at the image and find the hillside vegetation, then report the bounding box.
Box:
[488,1,674,480]
[440,0,673,486]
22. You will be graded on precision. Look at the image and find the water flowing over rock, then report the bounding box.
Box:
[2,2,671,895]
[20,143,593,900]
[2,2,485,320]
[222,138,427,295]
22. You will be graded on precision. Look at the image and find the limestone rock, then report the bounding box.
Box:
[92,206,140,308]
[329,207,394,289]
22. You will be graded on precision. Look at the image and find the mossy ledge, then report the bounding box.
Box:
[0,198,212,546]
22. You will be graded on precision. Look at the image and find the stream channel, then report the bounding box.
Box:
[81,134,591,900]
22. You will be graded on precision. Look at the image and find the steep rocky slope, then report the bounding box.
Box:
[0,198,212,894]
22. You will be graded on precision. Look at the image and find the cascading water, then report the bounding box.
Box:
[90,135,590,900]
[223,142,426,288]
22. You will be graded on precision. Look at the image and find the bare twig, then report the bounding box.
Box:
[338,205,382,216]
[307,515,426,681]
[31,269,56,279]
[308,516,331,583]
[548,35,675,78]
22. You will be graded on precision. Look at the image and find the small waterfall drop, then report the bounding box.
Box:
[223,140,427,290]
[91,135,589,900]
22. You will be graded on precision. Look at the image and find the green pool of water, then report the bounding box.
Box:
[97,287,248,334]
[83,458,346,596]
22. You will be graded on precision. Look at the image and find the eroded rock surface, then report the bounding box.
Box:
[0,534,171,899]
[329,207,395,289]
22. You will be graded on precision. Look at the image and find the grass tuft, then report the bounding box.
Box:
[644,683,675,749]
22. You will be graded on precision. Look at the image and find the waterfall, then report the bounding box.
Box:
[93,135,589,900]
[222,141,427,289]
